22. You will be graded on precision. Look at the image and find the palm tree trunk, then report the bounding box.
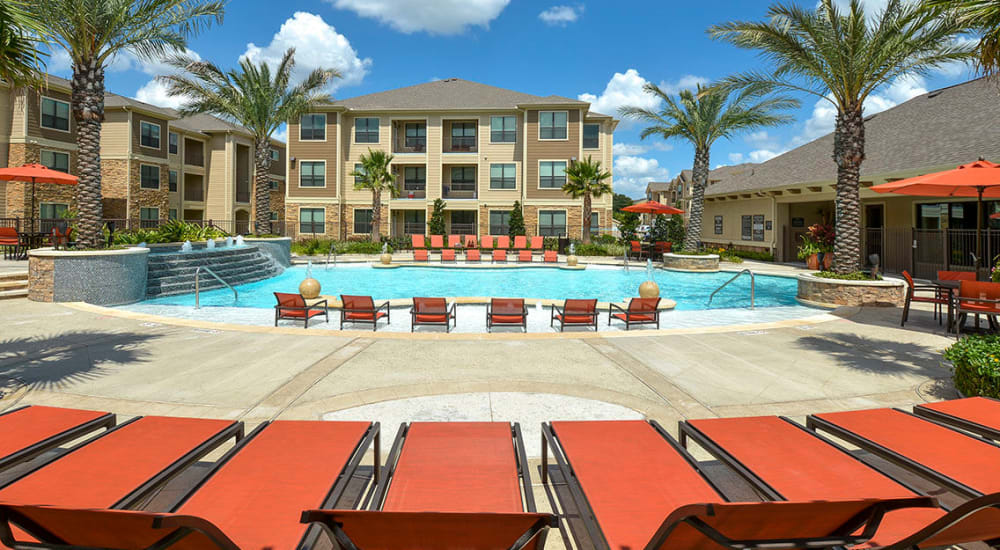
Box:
[71,58,105,248]
[253,137,271,235]
[832,107,865,273]
[683,146,710,251]
[371,188,381,242]
[582,193,592,244]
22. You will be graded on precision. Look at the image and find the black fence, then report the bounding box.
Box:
[864,227,1000,278]
[0,217,289,237]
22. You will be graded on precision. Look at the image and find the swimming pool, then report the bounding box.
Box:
[140,264,798,311]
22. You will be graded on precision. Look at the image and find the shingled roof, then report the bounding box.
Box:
[705,77,1000,196]
[333,77,594,112]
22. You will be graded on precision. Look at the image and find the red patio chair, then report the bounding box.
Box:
[497,235,510,249]
[487,298,527,332]
[429,235,444,249]
[51,226,73,249]
[492,249,507,263]
[466,249,481,262]
[447,235,461,248]
[465,235,478,249]
[481,235,494,250]
[630,240,644,260]
[0,226,18,260]
[551,299,598,331]
[517,250,532,263]
[901,271,947,327]
[0,406,115,473]
[529,236,543,251]
[340,294,390,331]
[411,235,426,249]
[441,249,456,262]
[543,250,558,263]
[410,297,457,332]
[653,241,671,258]
[513,235,527,249]
[413,249,429,262]
[274,292,328,329]
[956,280,1000,337]
[915,396,1000,441]
[938,270,976,281]
[609,297,661,330]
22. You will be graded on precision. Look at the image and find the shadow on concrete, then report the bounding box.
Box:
[0,331,161,391]
[793,332,948,378]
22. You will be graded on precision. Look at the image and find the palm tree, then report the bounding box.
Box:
[351,149,397,241]
[923,0,1000,76]
[620,83,797,251]
[563,155,612,244]
[710,0,971,272]
[0,1,48,87]
[159,49,338,234]
[27,0,224,248]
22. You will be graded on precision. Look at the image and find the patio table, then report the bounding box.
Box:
[934,279,993,334]
[13,232,48,260]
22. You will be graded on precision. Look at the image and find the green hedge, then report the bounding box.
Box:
[944,335,1000,398]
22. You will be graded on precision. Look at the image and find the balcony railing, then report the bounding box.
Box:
[184,183,204,202]
[449,223,476,235]
[398,184,426,199]
[443,185,476,200]
[184,139,204,167]
[448,136,476,153]
[403,222,426,235]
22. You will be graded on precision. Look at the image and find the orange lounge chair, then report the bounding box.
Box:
[543,250,558,263]
[955,280,1000,337]
[411,235,426,250]
[0,406,115,473]
[447,235,462,248]
[497,235,510,249]
[541,420,934,550]
[466,249,481,262]
[808,407,1000,499]
[529,236,543,252]
[480,235,494,250]
[0,421,379,550]
[513,235,527,250]
[440,249,456,262]
[340,295,390,331]
[413,249,429,262]
[487,298,527,332]
[274,292,328,329]
[410,297,457,332]
[465,235,478,249]
[609,297,661,330]
[517,250,532,263]
[914,396,1000,440]
[551,299,598,332]
[492,249,507,263]
[429,235,444,249]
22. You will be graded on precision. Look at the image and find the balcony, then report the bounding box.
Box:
[184,138,204,167]
[445,121,477,153]
[184,175,204,202]
[397,184,426,199]
[443,182,477,200]
[236,190,251,203]
[449,223,476,235]
[447,136,476,153]
[404,222,426,235]
[392,121,427,154]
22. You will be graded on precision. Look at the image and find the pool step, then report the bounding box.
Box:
[146,246,283,298]
[0,272,29,299]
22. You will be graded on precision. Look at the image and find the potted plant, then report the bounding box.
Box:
[797,224,834,270]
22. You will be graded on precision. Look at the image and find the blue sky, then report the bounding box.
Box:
[46,0,978,198]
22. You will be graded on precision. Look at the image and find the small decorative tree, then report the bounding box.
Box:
[428,198,446,236]
[618,212,639,244]
[649,215,671,242]
[509,201,526,237]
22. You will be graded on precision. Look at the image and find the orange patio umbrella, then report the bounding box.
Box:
[622,200,685,215]
[0,163,78,233]
[872,159,1000,264]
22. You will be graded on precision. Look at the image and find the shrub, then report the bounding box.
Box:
[593,234,617,246]
[571,242,626,257]
[815,271,882,281]
[509,201,526,237]
[944,336,1000,398]
[731,249,774,262]
[617,212,639,244]
[111,220,226,245]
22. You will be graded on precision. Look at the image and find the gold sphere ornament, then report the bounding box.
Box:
[566,254,578,266]
[380,253,393,265]
[299,277,321,299]
[638,280,660,299]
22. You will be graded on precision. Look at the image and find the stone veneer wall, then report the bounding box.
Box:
[6,143,77,220]
[796,273,904,307]
[101,159,130,219]
[127,160,169,220]
[285,202,342,240]
[522,205,583,239]
[662,253,721,272]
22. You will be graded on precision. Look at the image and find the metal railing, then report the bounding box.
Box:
[326,241,336,270]
[707,269,755,309]
[195,266,237,309]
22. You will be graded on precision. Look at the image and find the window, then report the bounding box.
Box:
[355,117,379,143]
[741,215,753,241]
[140,165,160,189]
[404,123,426,149]
[404,210,425,234]
[752,214,765,242]
[452,211,476,226]
[450,166,475,191]
[300,208,325,234]
[490,164,516,190]
[583,124,600,149]
[168,170,178,192]
[168,132,179,154]
[299,161,325,187]
[353,163,366,185]
[489,211,510,235]
[404,166,426,190]
[714,215,723,235]
[40,203,68,220]
[590,212,600,234]
[140,207,159,222]
[490,116,516,143]
[354,209,373,234]
[450,122,476,150]
[169,209,178,220]
[300,114,326,140]
[539,111,567,140]
[539,161,566,188]
[40,97,69,131]
[269,148,279,161]
[41,150,69,172]
[269,180,279,190]
[539,210,567,236]
[270,212,279,221]
[140,121,161,149]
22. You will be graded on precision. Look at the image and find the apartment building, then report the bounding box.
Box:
[0,75,286,232]
[285,78,617,240]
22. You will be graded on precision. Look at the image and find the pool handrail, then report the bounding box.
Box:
[195,266,238,309]
[707,269,754,309]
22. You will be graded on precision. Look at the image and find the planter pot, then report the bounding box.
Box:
[805,252,833,270]
[662,253,720,272]
[796,272,904,308]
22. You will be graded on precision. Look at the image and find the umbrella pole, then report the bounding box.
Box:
[978,187,984,277]
[30,179,36,233]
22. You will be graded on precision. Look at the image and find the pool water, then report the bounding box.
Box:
[141,264,798,311]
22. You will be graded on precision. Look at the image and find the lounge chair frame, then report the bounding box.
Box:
[913,397,1000,441]
[409,301,457,332]
[0,406,116,473]
[540,420,726,550]
[806,408,996,500]
[340,299,391,331]
[608,302,660,330]
[550,301,598,332]
[274,297,328,329]
[486,300,528,332]
[370,422,537,515]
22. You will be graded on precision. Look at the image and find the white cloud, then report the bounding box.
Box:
[614,155,670,197]
[658,74,709,95]
[272,125,288,144]
[243,12,371,93]
[728,153,745,164]
[330,0,509,35]
[538,5,583,26]
[134,80,192,109]
[578,69,658,117]
[613,141,672,156]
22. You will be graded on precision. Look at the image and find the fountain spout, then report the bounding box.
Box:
[181,240,192,253]
[206,239,216,249]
